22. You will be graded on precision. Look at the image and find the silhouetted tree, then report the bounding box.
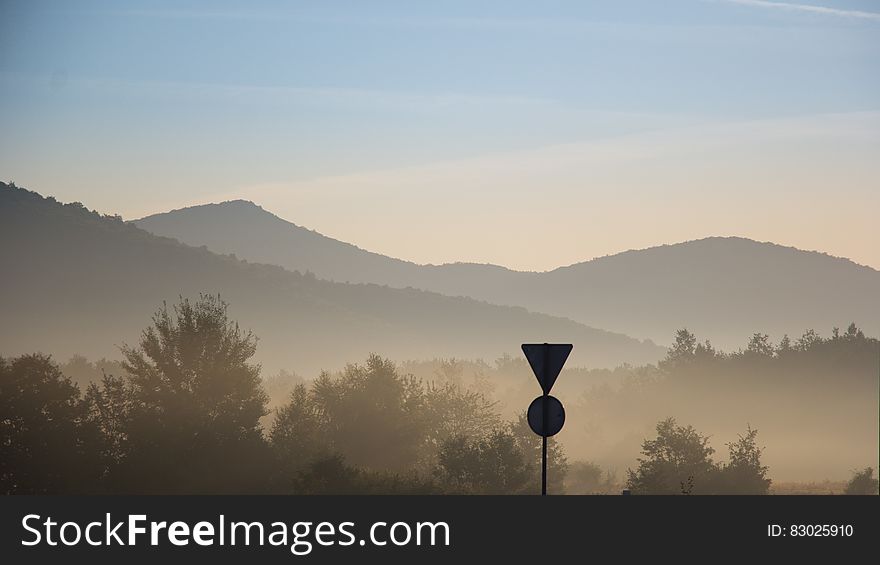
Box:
[306,355,426,472]
[627,418,771,494]
[660,329,721,379]
[271,354,499,479]
[777,334,793,355]
[747,333,774,357]
[0,354,103,493]
[106,294,271,493]
[795,329,822,351]
[435,429,531,494]
[626,418,717,494]
[3,319,872,495]
[269,383,330,489]
[83,373,132,474]
[660,329,697,370]
[121,294,267,438]
[844,467,879,495]
[421,382,499,469]
[719,426,771,494]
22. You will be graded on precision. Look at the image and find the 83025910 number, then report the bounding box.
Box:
[768,524,853,537]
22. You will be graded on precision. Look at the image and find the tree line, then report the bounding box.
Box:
[1,295,564,494]
[2,294,876,495]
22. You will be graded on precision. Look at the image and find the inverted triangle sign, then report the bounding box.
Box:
[522,343,573,394]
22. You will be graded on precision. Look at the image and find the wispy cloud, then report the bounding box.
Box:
[119,2,880,25]
[716,0,880,21]
[0,71,553,112]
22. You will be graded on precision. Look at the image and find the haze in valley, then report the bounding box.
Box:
[1,0,878,492]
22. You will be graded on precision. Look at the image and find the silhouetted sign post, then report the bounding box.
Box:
[522,343,572,495]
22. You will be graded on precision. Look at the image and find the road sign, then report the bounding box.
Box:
[522,342,573,495]
[521,343,572,394]
[527,395,565,437]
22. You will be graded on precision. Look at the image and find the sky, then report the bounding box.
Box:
[1,0,878,271]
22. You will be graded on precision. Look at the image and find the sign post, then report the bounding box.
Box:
[522,343,572,495]
[542,345,548,496]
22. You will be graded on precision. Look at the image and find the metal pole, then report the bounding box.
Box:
[541,429,547,495]
[542,343,549,496]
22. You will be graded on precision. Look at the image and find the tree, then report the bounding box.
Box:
[843,322,865,342]
[270,354,501,488]
[83,373,133,474]
[269,383,330,488]
[626,418,717,494]
[627,419,772,494]
[844,467,879,495]
[420,381,499,469]
[121,294,267,441]
[435,429,532,494]
[306,355,427,472]
[795,329,822,351]
[660,329,697,371]
[694,339,718,362]
[719,426,771,494]
[110,294,270,493]
[747,333,774,357]
[0,354,102,493]
[776,334,793,354]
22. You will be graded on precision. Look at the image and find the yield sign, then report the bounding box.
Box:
[522,343,573,394]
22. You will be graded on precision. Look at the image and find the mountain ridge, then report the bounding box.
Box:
[138,200,878,274]
[0,182,663,374]
[135,200,880,348]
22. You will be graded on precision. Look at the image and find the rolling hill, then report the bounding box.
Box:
[0,182,664,373]
[136,201,880,348]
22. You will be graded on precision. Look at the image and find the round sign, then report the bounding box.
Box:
[527,395,565,437]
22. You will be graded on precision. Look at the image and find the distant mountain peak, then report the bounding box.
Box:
[555,235,875,275]
[217,199,261,208]
[140,199,266,218]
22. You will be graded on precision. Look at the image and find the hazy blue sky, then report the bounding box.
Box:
[2,0,878,270]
